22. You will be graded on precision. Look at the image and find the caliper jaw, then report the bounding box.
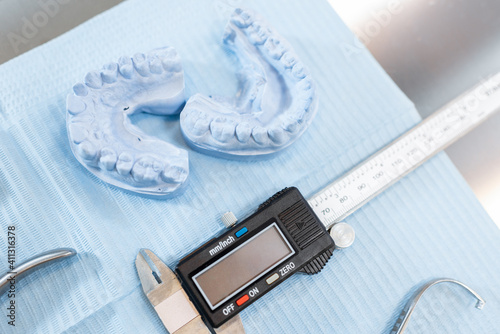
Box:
[135,249,245,334]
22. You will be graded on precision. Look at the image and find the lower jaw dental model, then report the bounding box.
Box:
[180,8,318,159]
[66,8,317,197]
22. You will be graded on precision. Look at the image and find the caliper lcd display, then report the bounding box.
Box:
[193,223,294,310]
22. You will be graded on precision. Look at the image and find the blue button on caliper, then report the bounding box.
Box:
[235,227,248,238]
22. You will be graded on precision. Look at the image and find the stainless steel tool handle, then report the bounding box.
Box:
[0,248,77,295]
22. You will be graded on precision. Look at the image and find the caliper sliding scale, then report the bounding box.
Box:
[136,72,500,334]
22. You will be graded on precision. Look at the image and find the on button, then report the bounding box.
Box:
[236,294,249,306]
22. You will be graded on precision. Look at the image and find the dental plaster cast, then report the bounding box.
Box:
[66,47,189,198]
[180,8,318,159]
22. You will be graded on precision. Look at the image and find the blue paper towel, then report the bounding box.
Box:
[0,0,499,333]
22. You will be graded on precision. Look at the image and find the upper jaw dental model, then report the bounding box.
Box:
[180,8,318,159]
[66,47,189,198]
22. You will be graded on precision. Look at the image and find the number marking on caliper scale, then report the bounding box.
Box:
[308,72,500,229]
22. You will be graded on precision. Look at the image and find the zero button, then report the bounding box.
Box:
[266,273,279,285]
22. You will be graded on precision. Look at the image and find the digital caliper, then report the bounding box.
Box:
[136,72,500,333]
[176,187,334,328]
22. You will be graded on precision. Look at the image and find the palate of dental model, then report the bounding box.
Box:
[180,8,318,159]
[66,47,189,198]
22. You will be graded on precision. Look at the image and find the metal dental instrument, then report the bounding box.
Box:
[0,248,77,295]
[391,278,485,334]
[135,249,245,334]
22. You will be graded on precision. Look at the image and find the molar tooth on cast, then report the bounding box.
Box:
[210,119,236,143]
[235,122,252,143]
[66,47,188,198]
[268,126,288,144]
[85,71,103,89]
[251,126,269,145]
[101,63,118,83]
[180,8,318,159]
[118,56,134,79]
[149,58,163,74]
[99,147,117,171]
[77,141,97,160]
[161,163,188,184]
[133,53,151,77]
[116,152,134,176]
[132,157,160,183]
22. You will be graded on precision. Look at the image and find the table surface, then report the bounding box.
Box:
[0,0,498,226]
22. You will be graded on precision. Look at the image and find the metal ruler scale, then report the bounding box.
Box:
[308,72,500,229]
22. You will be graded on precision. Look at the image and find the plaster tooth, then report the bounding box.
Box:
[99,147,117,171]
[68,123,88,143]
[291,107,306,123]
[132,157,159,183]
[101,63,118,83]
[116,152,134,176]
[297,78,313,93]
[85,71,103,89]
[183,109,201,129]
[235,122,252,143]
[210,119,235,143]
[155,47,182,73]
[282,117,300,133]
[298,96,313,112]
[281,52,298,69]
[133,53,150,77]
[149,58,163,74]
[292,62,307,80]
[73,83,88,96]
[153,160,164,173]
[263,36,285,60]
[252,126,269,145]
[77,141,97,160]
[155,46,177,59]
[231,8,253,28]
[187,111,212,136]
[192,118,211,136]
[162,164,188,184]
[118,56,134,78]
[67,95,86,115]
[161,58,182,73]
[247,21,270,45]
[268,127,287,145]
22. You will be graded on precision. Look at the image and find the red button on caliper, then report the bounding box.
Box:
[236,294,249,306]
